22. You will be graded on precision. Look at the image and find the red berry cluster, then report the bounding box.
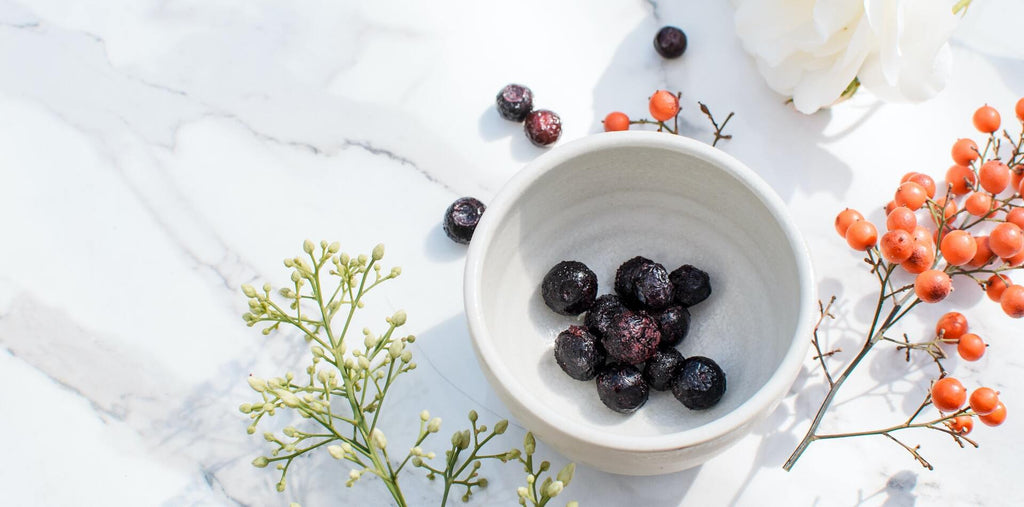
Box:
[835,99,1024,316]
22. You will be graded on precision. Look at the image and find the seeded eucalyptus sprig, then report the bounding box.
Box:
[239,241,576,506]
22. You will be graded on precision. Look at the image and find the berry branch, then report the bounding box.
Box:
[602,90,735,147]
[240,241,577,506]
[784,100,1024,471]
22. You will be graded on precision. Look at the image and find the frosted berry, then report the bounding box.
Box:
[596,364,649,414]
[671,356,727,410]
[653,26,688,59]
[524,110,562,147]
[495,84,534,122]
[585,294,627,337]
[601,310,661,365]
[443,197,486,244]
[553,326,606,381]
[670,264,712,307]
[541,261,598,316]
[643,348,685,391]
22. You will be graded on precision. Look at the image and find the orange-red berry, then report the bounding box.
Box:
[603,111,630,132]
[987,273,1012,302]
[969,387,1000,415]
[1007,208,1024,229]
[973,105,1001,133]
[936,312,968,340]
[894,182,928,211]
[965,191,994,217]
[845,220,878,251]
[915,269,952,303]
[979,160,1011,194]
[931,377,967,412]
[901,242,935,274]
[939,230,977,266]
[949,415,973,435]
[649,90,679,122]
[908,173,936,199]
[970,236,995,268]
[880,230,915,263]
[1017,97,1024,121]
[946,165,976,195]
[952,139,979,166]
[835,208,864,237]
[990,222,1024,258]
[1001,284,1024,318]
[979,402,1007,426]
[957,333,986,361]
[886,206,917,233]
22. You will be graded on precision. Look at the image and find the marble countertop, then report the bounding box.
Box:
[2,1,1022,505]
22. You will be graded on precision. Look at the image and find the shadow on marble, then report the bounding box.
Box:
[423,222,470,263]
[589,4,865,204]
[477,103,559,163]
[853,469,919,507]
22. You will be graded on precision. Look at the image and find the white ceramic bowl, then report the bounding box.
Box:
[464,132,814,475]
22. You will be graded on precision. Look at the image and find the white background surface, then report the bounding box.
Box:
[1,1,1022,505]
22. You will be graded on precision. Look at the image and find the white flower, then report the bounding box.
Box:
[733,0,961,113]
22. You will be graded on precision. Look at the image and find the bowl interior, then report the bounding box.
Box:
[474,139,805,446]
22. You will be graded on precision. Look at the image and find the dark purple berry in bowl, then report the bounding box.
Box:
[524,109,562,147]
[554,325,606,381]
[601,310,661,365]
[614,256,654,308]
[631,261,673,310]
[654,26,688,59]
[585,294,627,337]
[643,348,685,391]
[596,364,649,414]
[671,356,726,410]
[541,261,598,316]
[443,197,486,245]
[653,305,690,348]
[670,264,712,307]
[496,84,534,122]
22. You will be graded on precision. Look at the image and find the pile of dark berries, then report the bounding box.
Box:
[495,84,561,147]
[542,256,725,414]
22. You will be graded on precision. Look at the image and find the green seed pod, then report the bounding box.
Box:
[328,242,340,254]
[303,239,315,254]
[420,410,430,422]
[544,480,564,498]
[524,433,536,455]
[252,456,269,468]
[372,244,385,260]
[556,462,576,487]
[391,310,407,326]
[327,445,344,459]
[241,284,257,297]
[493,420,509,435]
[277,480,286,492]
[468,410,478,423]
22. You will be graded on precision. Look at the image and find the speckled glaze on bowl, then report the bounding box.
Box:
[464,132,814,475]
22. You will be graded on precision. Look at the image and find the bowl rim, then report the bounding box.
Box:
[464,131,815,452]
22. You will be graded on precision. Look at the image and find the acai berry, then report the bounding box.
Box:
[541,261,598,316]
[671,356,726,410]
[553,326,605,381]
[670,264,712,307]
[601,310,661,365]
[643,348,685,391]
[584,294,627,337]
[653,305,690,348]
[596,364,649,414]
[443,197,486,245]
